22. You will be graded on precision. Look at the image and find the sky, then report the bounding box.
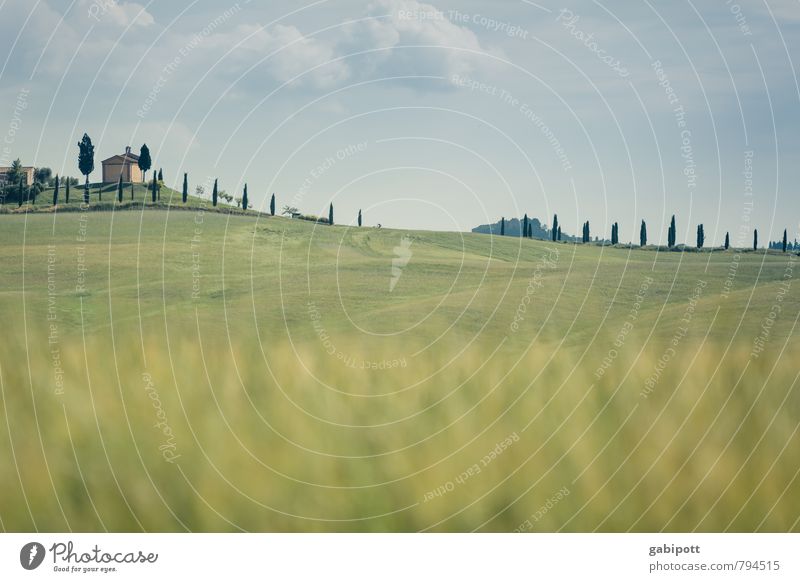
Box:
[1,0,799,244]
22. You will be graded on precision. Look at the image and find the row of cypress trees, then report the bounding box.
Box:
[495,213,786,252]
[46,168,363,227]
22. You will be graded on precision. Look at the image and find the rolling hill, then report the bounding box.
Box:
[0,209,798,532]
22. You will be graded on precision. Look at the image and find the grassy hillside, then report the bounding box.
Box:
[0,181,257,215]
[0,210,798,532]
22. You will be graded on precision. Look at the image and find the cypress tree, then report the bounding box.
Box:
[151,174,157,202]
[724,232,730,250]
[668,215,676,248]
[17,179,23,207]
[783,229,788,253]
[138,144,151,183]
[358,209,362,227]
[270,193,276,216]
[212,179,218,207]
[158,168,163,182]
[640,220,647,247]
[329,203,334,226]
[552,214,559,242]
[500,217,505,236]
[754,229,758,251]
[557,226,561,241]
[523,214,528,238]
[182,173,188,204]
[65,178,70,203]
[53,175,60,206]
[697,224,704,248]
[78,133,94,205]
[117,175,123,203]
[242,184,248,211]
[528,223,532,238]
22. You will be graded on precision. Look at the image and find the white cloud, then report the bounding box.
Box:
[80,0,154,28]
[193,0,493,90]
[344,0,490,80]
[228,23,351,89]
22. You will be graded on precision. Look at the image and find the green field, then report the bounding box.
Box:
[1,209,798,532]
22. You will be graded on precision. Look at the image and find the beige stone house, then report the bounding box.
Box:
[0,165,34,186]
[101,146,144,183]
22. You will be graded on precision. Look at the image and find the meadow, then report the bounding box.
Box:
[0,207,798,532]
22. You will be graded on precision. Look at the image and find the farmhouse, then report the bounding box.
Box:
[0,165,34,186]
[101,146,144,183]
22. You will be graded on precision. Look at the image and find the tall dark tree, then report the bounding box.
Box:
[117,175,123,203]
[17,179,24,207]
[212,179,218,207]
[270,193,276,216]
[182,173,188,204]
[358,209,362,227]
[52,175,60,206]
[30,182,41,205]
[724,232,730,250]
[667,215,676,248]
[242,184,248,211]
[754,229,758,251]
[528,223,532,238]
[783,229,788,253]
[151,174,158,202]
[65,177,70,203]
[329,203,334,226]
[138,144,152,183]
[696,224,704,248]
[552,214,559,242]
[640,220,647,247]
[523,214,528,239]
[557,226,562,241]
[158,168,163,182]
[77,133,95,204]
[500,217,505,236]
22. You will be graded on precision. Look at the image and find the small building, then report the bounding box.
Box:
[101,146,143,183]
[0,165,34,186]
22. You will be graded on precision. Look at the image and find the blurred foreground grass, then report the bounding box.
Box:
[0,211,798,531]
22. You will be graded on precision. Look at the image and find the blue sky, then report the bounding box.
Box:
[1,0,799,243]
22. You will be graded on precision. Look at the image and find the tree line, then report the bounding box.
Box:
[494,213,794,252]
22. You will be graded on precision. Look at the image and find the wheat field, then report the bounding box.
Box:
[0,209,798,532]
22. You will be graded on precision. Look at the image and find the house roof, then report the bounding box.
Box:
[101,152,140,164]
